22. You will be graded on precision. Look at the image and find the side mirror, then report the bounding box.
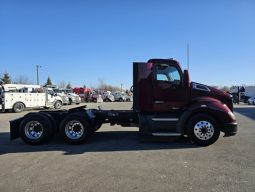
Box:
[183,70,190,87]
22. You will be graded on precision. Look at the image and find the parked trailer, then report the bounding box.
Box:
[10,59,237,146]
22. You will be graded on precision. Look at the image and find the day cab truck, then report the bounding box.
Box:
[9,59,237,146]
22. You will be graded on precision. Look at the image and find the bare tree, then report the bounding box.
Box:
[221,86,230,92]
[14,75,32,84]
[58,80,66,89]
[96,78,120,92]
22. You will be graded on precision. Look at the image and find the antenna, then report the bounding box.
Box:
[187,43,190,70]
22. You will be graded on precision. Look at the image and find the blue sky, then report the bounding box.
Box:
[0,0,254,88]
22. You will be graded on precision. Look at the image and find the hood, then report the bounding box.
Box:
[68,93,79,97]
[191,82,233,110]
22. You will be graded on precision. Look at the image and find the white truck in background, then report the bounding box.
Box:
[50,88,70,105]
[61,88,81,105]
[0,84,63,113]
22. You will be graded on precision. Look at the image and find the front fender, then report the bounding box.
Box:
[177,98,236,133]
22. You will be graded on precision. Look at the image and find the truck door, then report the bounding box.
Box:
[153,63,189,112]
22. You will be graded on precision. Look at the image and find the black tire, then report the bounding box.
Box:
[13,102,25,113]
[126,98,130,102]
[92,98,97,103]
[104,98,110,102]
[40,112,57,138]
[54,100,62,109]
[186,114,220,146]
[59,114,92,144]
[19,114,53,145]
[119,98,124,102]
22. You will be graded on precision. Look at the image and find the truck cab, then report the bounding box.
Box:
[133,59,237,144]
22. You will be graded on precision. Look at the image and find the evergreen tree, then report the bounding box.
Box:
[66,82,72,89]
[46,76,53,86]
[1,72,12,84]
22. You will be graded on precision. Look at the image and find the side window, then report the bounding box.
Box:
[157,74,168,81]
[156,65,181,85]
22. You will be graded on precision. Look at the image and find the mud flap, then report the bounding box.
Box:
[10,117,23,140]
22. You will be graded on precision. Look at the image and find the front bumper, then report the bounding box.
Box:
[223,122,238,137]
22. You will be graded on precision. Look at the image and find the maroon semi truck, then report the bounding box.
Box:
[10,58,237,146]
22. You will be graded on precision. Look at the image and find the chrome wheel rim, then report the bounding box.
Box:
[25,121,43,140]
[65,120,84,139]
[194,121,214,140]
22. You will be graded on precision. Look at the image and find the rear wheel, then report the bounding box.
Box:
[19,114,53,145]
[59,114,92,144]
[13,102,25,113]
[187,114,220,146]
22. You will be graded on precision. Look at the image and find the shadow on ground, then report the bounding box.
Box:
[234,107,255,120]
[0,131,199,155]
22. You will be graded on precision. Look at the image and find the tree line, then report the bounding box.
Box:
[0,72,72,89]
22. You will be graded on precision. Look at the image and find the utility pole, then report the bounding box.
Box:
[36,65,41,85]
[187,43,190,70]
[121,83,123,92]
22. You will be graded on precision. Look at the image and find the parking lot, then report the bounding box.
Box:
[0,103,254,192]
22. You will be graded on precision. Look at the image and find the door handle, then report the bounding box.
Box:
[155,101,164,104]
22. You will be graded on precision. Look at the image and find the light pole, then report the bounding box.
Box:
[36,65,41,85]
[121,83,123,92]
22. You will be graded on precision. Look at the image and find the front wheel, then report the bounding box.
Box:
[104,98,110,102]
[186,114,220,146]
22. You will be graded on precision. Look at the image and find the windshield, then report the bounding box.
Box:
[53,89,61,93]
[65,90,73,94]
